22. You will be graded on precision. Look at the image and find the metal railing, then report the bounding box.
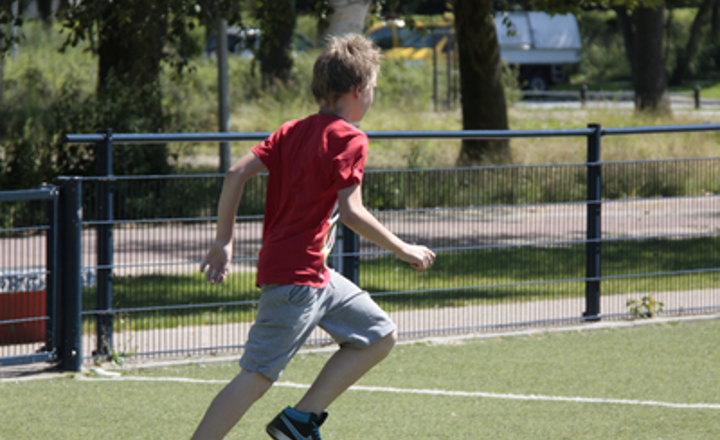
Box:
[2,124,719,370]
[518,86,720,109]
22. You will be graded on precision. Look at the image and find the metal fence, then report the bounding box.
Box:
[2,124,719,370]
[0,186,59,367]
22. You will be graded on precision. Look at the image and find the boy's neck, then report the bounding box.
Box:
[318,109,346,120]
[319,92,358,123]
[318,109,359,128]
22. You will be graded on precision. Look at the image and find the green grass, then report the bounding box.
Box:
[93,237,720,330]
[2,318,719,439]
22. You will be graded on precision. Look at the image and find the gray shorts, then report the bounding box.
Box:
[239,270,396,381]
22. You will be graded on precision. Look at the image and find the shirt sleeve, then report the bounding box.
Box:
[333,133,368,191]
[251,123,287,170]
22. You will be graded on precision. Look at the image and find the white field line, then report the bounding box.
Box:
[74,375,720,410]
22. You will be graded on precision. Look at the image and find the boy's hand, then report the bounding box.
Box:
[399,244,436,272]
[200,240,232,283]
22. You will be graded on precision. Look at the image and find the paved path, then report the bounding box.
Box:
[3,196,717,277]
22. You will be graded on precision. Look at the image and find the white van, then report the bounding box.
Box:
[496,12,582,90]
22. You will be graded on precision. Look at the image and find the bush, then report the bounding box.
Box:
[574,8,720,84]
[0,22,223,189]
[0,69,184,189]
[0,70,95,190]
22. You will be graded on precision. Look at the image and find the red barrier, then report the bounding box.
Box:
[0,291,46,345]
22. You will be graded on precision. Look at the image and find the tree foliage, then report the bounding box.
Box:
[669,0,717,85]
[0,2,22,55]
[2,1,244,180]
[56,0,242,76]
[257,0,296,85]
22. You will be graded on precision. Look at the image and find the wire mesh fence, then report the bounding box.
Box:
[2,128,720,369]
[70,158,720,362]
[0,188,58,365]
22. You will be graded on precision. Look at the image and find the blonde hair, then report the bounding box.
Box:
[311,33,381,107]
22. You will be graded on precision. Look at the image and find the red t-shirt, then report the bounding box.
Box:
[251,114,368,288]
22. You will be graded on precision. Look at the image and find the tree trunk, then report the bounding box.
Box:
[633,5,671,114]
[670,0,714,85]
[38,0,53,27]
[614,6,636,76]
[0,56,4,106]
[96,2,170,175]
[453,0,511,165]
[97,6,165,97]
[258,0,296,86]
[713,0,720,68]
[325,0,371,37]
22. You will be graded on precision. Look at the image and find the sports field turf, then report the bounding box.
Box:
[1,317,719,440]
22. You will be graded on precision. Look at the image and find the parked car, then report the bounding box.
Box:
[205,28,316,58]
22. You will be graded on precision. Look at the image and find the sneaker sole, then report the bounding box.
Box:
[266,426,298,440]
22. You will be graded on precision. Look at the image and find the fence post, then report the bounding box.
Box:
[58,177,83,372]
[340,224,360,285]
[217,17,232,173]
[584,124,602,321]
[96,129,114,357]
[432,30,438,112]
[694,85,701,109]
[446,43,452,110]
[45,185,60,356]
[580,84,588,109]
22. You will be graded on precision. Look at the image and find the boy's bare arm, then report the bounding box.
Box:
[201,152,267,283]
[338,184,435,272]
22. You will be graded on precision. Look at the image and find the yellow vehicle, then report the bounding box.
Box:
[383,24,454,64]
[364,19,414,50]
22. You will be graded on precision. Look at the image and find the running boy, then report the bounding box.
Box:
[191,34,435,440]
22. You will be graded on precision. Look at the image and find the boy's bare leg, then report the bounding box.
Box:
[191,369,273,440]
[293,331,397,415]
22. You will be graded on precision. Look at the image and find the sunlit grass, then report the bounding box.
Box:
[3,320,719,440]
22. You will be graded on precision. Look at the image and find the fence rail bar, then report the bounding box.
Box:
[0,352,57,367]
[0,186,57,202]
[65,124,720,146]
[0,316,49,325]
[604,124,720,135]
[64,128,597,145]
[82,299,260,315]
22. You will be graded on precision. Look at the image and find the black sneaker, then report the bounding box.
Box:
[266,407,328,440]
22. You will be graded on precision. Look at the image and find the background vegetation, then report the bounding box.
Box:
[1,9,720,191]
[574,8,720,85]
